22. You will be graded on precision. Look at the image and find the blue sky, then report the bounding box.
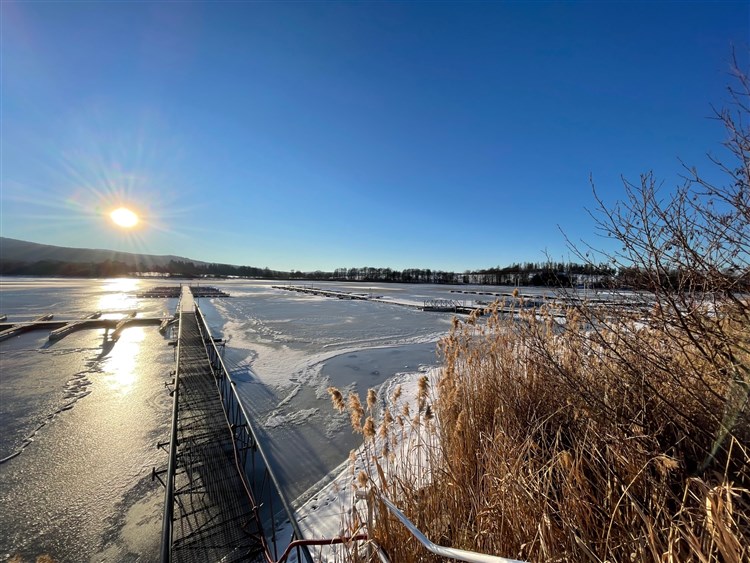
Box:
[2,1,748,272]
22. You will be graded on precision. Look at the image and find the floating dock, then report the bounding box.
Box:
[48,311,102,341]
[0,313,170,343]
[273,285,571,320]
[274,285,494,315]
[0,314,55,342]
[111,311,138,341]
[138,285,230,298]
[272,285,370,300]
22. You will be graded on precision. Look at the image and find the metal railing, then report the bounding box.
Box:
[356,489,527,563]
[159,299,183,563]
[193,304,313,563]
[423,298,461,311]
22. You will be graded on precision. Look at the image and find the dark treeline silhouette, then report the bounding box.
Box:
[0,259,134,277]
[3,257,746,290]
[327,262,616,286]
[1,257,620,287]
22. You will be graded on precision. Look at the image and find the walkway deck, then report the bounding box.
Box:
[167,287,264,562]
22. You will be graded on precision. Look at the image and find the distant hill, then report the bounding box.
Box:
[0,237,207,271]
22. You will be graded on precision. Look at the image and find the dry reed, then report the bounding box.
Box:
[335,300,749,562]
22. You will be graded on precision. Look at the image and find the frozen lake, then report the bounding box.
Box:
[0,277,548,561]
[0,278,175,562]
[205,279,454,506]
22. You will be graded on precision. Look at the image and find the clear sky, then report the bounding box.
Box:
[2,1,748,272]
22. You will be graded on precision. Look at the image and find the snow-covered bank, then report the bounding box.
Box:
[291,367,441,562]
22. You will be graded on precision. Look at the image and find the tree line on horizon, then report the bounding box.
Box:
[0,256,615,285]
[3,256,746,290]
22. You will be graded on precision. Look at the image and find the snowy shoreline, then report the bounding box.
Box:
[290,367,440,562]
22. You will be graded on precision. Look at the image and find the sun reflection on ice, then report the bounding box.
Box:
[98,279,140,314]
[102,327,144,394]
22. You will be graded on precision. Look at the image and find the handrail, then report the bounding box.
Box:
[159,295,183,563]
[358,489,527,563]
[193,303,313,563]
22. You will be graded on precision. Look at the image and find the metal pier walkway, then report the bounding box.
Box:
[160,287,310,563]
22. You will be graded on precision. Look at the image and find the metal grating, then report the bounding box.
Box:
[170,311,264,562]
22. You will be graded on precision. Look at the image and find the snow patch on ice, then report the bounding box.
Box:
[265,408,320,429]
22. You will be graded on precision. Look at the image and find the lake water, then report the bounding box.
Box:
[0,277,539,561]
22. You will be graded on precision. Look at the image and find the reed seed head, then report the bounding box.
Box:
[328,386,345,412]
[363,416,376,440]
[348,393,364,432]
[655,454,680,477]
[357,470,368,488]
[417,375,429,400]
[392,385,402,402]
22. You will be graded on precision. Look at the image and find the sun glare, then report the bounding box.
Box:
[110,207,139,228]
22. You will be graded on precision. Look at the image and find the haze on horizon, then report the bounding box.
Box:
[1,1,747,272]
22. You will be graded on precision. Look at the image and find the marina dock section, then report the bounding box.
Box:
[0,313,170,343]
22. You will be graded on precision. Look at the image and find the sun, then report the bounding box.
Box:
[110,207,139,228]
